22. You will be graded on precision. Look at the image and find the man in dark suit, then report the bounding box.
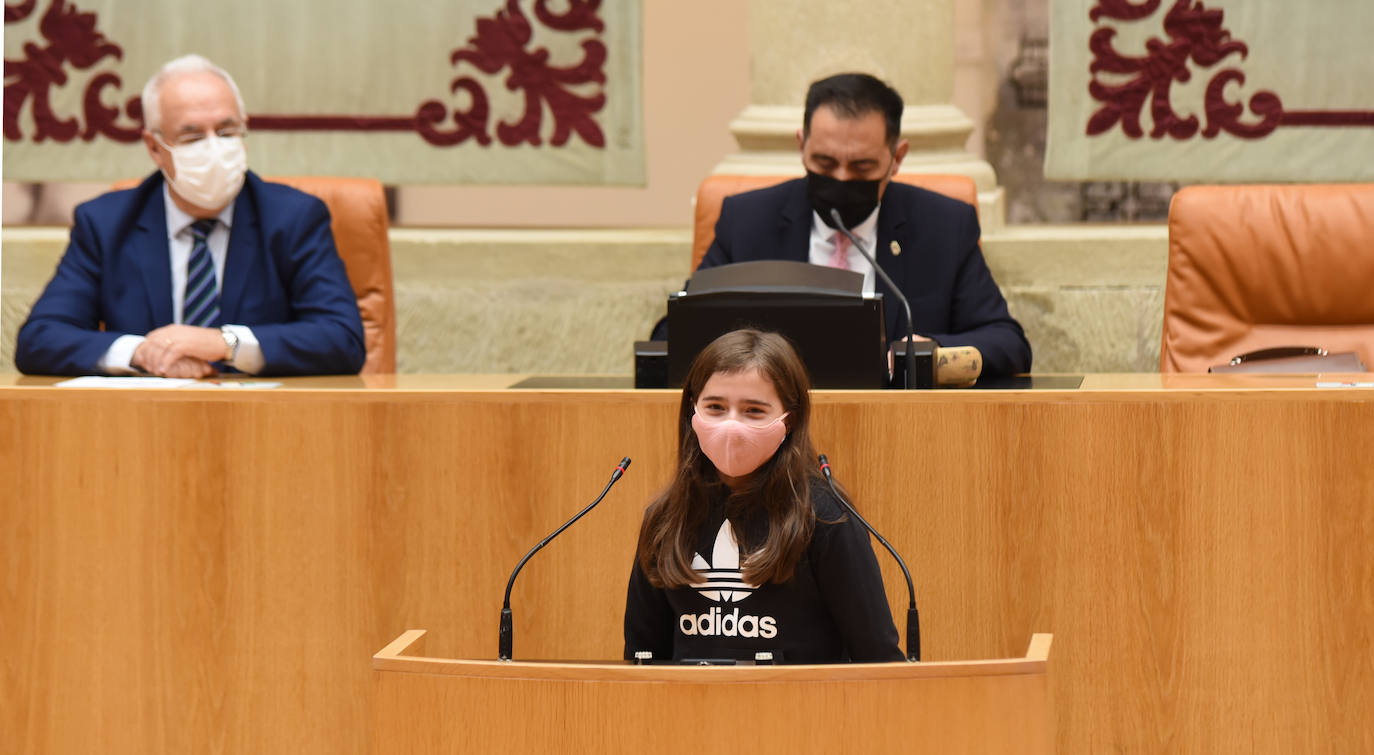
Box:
[659,73,1031,378]
[15,54,364,377]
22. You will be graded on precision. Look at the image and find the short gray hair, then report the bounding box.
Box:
[140,54,247,133]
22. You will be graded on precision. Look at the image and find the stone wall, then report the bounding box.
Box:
[1,225,1167,375]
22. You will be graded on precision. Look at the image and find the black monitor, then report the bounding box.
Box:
[665,260,888,389]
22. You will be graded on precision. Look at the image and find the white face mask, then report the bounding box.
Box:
[157,133,247,210]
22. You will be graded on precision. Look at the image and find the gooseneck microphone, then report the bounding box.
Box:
[818,454,920,662]
[828,207,920,389]
[499,457,631,661]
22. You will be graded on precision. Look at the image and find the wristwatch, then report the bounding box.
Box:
[220,326,240,363]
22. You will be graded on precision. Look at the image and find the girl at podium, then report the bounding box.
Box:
[624,329,902,663]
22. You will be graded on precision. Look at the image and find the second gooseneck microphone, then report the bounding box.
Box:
[828,207,920,389]
[818,454,920,662]
[498,457,631,661]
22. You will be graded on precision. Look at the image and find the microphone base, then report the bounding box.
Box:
[890,341,937,389]
[907,607,921,663]
[498,608,513,661]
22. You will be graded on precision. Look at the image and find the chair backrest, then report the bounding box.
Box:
[114,175,396,373]
[691,173,979,270]
[1160,184,1374,372]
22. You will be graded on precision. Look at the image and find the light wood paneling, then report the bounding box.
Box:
[369,631,1054,754]
[2,377,1372,753]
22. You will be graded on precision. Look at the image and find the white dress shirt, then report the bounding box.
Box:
[98,184,264,374]
[807,205,879,295]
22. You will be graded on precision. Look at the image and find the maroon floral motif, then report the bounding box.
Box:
[3,0,141,143]
[1090,0,1162,23]
[5,0,39,23]
[80,70,143,141]
[5,0,613,150]
[1087,0,1374,140]
[1200,69,1280,138]
[534,0,603,33]
[419,0,607,148]
[416,78,493,146]
[1087,0,1277,139]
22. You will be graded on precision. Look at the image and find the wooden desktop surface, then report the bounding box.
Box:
[369,630,1054,754]
[2,374,1371,754]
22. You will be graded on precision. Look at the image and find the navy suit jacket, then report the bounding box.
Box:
[660,178,1031,377]
[15,171,366,376]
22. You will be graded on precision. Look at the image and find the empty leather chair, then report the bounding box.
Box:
[1161,184,1374,372]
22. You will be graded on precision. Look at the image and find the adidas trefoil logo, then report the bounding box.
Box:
[690,520,756,602]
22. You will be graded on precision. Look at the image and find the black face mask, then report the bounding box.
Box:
[806,171,882,229]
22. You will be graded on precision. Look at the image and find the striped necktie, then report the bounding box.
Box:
[183,219,220,327]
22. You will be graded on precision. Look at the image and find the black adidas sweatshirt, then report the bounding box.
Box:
[623,483,903,664]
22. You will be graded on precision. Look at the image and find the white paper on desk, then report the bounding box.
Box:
[1315,381,1374,388]
[55,376,198,388]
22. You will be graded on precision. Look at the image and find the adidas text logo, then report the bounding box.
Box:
[679,606,778,639]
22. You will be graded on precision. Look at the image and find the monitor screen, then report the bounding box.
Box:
[665,261,889,389]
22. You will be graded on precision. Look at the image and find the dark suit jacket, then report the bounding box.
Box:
[15,171,366,376]
[656,178,1031,377]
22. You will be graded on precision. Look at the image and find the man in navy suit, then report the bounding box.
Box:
[15,54,364,377]
[659,73,1031,378]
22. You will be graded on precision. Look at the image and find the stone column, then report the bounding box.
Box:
[716,0,1003,226]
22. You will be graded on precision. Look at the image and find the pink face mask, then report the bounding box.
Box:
[691,411,789,478]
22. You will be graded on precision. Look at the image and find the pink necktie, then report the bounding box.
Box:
[829,232,850,270]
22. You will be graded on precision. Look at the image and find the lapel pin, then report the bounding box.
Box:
[890,240,901,256]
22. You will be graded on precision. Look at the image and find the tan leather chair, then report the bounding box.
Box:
[691,173,979,270]
[114,176,396,373]
[1160,184,1374,372]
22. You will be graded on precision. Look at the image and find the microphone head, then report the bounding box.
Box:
[620,457,632,469]
[828,207,845,229]
[817,454,832,477]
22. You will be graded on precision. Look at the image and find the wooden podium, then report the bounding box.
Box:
[371,630,1054,754]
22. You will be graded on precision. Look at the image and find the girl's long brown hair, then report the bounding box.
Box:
[637,329,821,588]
